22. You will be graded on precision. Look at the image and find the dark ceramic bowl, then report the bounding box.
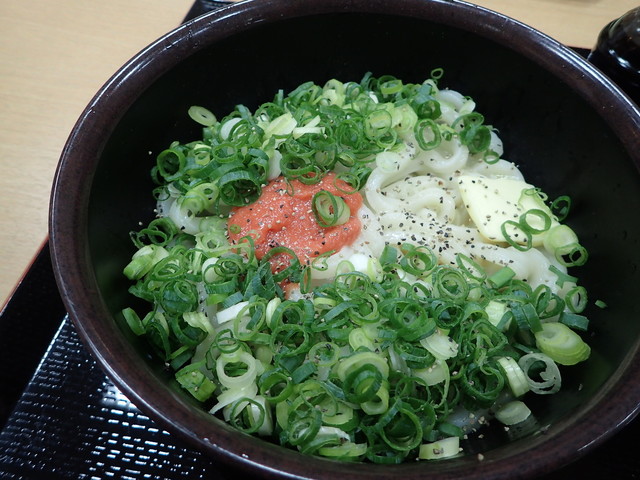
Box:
[49,0,640,478]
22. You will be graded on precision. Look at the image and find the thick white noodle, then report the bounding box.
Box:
[359,88,566,293]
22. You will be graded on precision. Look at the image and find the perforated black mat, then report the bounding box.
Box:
[0,316,234,480]
[1,2,639,479]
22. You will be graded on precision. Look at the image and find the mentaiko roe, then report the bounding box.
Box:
[227,173,362,265]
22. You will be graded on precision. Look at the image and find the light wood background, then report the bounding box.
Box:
[1,0,637,307]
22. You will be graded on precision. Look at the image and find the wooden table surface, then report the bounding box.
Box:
[0,0,637,307]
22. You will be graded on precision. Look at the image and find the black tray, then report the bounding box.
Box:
[1,2,638,478]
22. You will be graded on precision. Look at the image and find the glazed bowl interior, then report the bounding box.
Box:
[50,0,640,478]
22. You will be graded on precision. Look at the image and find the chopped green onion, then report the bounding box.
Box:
[317,441,367,460]
[565,286,588,313]
[308,341,340,367]
[595,299,607,309]
[258,369,293,403]
[227,396,269,434]
[420,331,459,360]
[414,119,442,150]
[400,244,438,277]
[218,169,263,207]
[518,352,562,395]
[365,109,394,140]
[380,78,403,96]
[121,307,146,336]
[286,407,322,448]
[123,244,169,280]
[559,312,589,331]
[322,402,358,431]
[483,149,500,164]
[418,436,460,460]
[533,284,565,319]
[430,68,444,80]
[519,208,552,235]
[453,113,492,154]
[175,361,216,402]
[555,242,589,267]
[336,351,389,382]
[349,327,376,351]
[460,363,505,408]
[437,421,463,438]
[511,303,543,333]
[455,254,486,282]
[534,322,591,366]
[291,362,318,384]
[488,266,516,288]
[548,264,578,288]
[497,357,530,397]
[494,400,531,425]
[311,190,351,228]
[485,300,508,328]
[216,350,261,389]
[501,220,533,251]
[343,364,383,403]
[156,147,186,182]
[413,360,449,386]
[188,105,217,126]
[432,267,470,302]
[543,225,588,267]
[550,195,571,221]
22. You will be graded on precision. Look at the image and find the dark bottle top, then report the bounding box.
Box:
[588,7,640,105]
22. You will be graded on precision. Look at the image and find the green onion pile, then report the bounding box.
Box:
[121,72,594,464]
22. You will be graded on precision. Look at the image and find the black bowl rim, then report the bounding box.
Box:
[49,0,640,479]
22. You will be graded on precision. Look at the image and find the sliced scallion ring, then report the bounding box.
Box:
[518,352,562,394]
[519,208,552,235]
[534,322,591,366]
[311,190,351,228]
[501,220,533,251]
[550,195,571,221]
[497,356,530,397]
[494,400,531,425]
[188,105,217,126]
[418,436,460,460]
[414,118,442,150]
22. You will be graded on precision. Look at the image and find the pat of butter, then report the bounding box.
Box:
[457,175,557,246]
